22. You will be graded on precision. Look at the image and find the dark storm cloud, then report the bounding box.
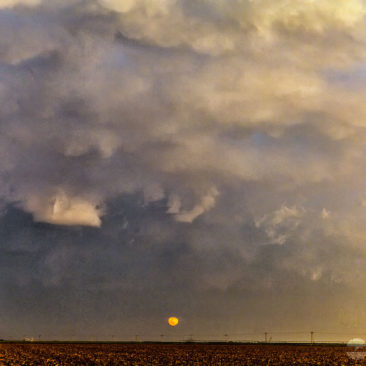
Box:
[1,0,366,340]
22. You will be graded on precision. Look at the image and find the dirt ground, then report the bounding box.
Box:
[0,342,364,365]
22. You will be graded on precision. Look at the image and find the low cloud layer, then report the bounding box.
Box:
[1,0,366,339]
[25,190,102,227]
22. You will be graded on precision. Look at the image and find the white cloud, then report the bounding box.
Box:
[256,205,304,245]
[175,188,219,223]
[321,208,330,219]
[25,191,103,227]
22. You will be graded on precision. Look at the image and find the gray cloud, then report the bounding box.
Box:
[1,0,366,340]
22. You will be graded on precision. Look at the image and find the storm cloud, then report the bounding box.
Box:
[1,0,366,340]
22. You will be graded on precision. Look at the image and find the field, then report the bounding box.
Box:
[0,342,365,365]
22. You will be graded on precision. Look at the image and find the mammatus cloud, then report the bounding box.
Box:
[0,0,365,229]
[0,0,366,320]
[2,0,366,342]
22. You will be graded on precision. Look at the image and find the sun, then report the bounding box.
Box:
[168,317,179,326]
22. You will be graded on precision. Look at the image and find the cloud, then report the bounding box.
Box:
[1,0,366,338]
[0,0,364,232]
[249,0,365,33]
[99,0,135,13]
[0,0,41,8]
[98,0,366,56]
[174,187,219,223]
[255,205,304,245]
[321,208,330,219]
[25,191,102,227]
[167,194,182,215]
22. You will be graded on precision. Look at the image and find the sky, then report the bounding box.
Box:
[1,0,366,342]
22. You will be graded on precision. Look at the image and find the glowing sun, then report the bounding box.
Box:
[168,317,179,326]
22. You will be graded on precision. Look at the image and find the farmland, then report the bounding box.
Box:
[0,342,364,365]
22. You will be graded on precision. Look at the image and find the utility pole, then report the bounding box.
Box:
[310,331,314,344]
[265,332,268,343]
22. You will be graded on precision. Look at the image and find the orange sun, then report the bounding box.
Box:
[168,317,179,326]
